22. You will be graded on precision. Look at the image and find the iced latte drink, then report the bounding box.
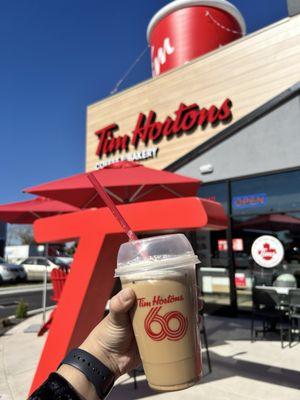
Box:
[115,234,201,391]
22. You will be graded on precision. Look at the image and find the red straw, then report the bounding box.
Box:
[87,172,138,241]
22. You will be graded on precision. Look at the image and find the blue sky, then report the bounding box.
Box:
[0,0,288,204]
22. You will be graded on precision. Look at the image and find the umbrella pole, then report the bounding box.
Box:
[42,243,49,324]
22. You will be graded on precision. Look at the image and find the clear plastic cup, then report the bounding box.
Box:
[115,234,201,391]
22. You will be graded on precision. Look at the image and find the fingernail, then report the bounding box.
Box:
[120,288,132,302]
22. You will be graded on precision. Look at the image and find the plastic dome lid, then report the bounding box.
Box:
[147,0,247,41]
[115,234,199,276]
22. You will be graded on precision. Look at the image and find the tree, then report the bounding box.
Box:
[7,225,34,245]
[18,227,34,244]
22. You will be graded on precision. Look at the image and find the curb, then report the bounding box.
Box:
[6,305,55,321]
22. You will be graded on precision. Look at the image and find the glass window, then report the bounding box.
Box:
[232,170,300,216]
[195,184,231,309]
[191,228,231,309]
[22,258,34,265]
[37,258,49,266]
[232,210,300,310]
[197,169,300,313]
[198,182,228,213]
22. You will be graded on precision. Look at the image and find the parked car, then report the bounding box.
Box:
[19,256,72,282]
[0,257,26,284]
[51,256,73,269]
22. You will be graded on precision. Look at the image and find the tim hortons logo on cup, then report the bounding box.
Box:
[144,306,188,341]
[151,37,175,76]
[138,294,184,307]
[138,294,188,341]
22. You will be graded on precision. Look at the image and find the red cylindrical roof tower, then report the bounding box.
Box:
[147,0,246,77]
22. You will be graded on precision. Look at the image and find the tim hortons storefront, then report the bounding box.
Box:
[86,12,300,314]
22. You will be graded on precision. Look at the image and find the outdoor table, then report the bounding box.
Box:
[255,285,291,295]
[253,285,292,342]
[254,285,291,311]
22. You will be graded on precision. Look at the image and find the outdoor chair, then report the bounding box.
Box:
[131,365,144,390]
[37,268,68,336]
[253,271,274,287]
[288,289,300,346]
[199,310,212,374]
[294,271,300,288]
[251,288,287,348]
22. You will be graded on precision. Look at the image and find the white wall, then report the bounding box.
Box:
[178,95,300,182]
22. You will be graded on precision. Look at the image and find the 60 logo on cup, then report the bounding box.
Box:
[144,306,188,341]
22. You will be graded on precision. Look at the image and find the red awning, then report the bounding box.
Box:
[236,213,300,232]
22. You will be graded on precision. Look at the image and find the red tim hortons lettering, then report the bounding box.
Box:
[109,134,130,155]
[207,105,219,124]
[180,106,200,131]
[95,124,118,157]
[197,108,208,126]
[95,123,130,157]
[162,116,174,137]
[131,111,156,147]
[137,297,151,308]
[172,103,199,134]
[144,306,188,341]
[95,98,233,157]
[149,120,163,141]
[137,295,185,307]
[217,98,233,121]
[152,294,184,306]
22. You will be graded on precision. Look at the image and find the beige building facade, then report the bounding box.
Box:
[86,14,300,173]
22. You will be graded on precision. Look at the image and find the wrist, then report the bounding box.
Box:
[79,339,120,378]
[58,348,115,400]
[57,364,99,400]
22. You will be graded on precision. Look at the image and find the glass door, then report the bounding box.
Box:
[197,182,233,314]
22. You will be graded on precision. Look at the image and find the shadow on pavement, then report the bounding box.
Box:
[111,352,300,400]
[205,315,295,346]
[110,315,300,398]
[204,351,300,390]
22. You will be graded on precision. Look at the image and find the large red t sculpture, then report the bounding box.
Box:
[29,197,227,395]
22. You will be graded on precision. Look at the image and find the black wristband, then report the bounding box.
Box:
[59,348,115,400]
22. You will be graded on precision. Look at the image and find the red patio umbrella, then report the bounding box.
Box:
[24,161,201,209]
[0,196,79,224]
[0,196,79,328]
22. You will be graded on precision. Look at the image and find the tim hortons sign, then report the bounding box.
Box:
[94,98,233,166]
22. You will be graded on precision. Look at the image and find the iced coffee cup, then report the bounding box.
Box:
[115,234,201,391]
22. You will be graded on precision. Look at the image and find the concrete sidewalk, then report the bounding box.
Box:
[0,313,300,400]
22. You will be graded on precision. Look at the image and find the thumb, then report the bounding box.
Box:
[109,287,136,326]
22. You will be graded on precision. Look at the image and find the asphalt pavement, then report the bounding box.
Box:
[0,283,54,319]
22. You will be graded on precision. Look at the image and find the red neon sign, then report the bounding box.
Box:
[95,98,233,158]
[218,238,244,252]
